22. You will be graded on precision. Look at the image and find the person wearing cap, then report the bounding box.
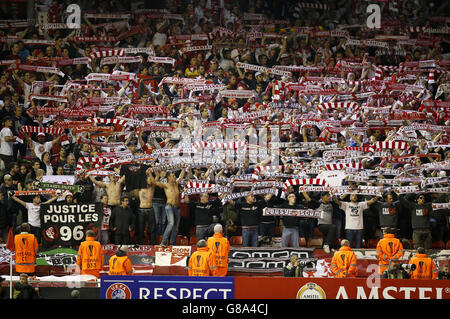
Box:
[0,116,16,168]
[108,245,134,276]
[27,130,61,162]
[63,191,75,204]
[227,98,240,119]
[207,224,230,276]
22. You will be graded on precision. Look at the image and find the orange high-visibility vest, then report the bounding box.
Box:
[331,246,357,278]
[188,247,217,277]
[76,237,104,277]
[108,255,133,276]
[14,233,38,274]
[207,233,230,276]
[409,253,438,280]
[376,234,404,275]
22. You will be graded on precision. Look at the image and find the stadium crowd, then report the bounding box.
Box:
[0,0,449,252]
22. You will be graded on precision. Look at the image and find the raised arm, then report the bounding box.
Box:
[148,170,167,189]
[12,195,27,207]
[88,175,107,188]
[367,196,379,206]
[42,193,63,205]
[177,167,187,184]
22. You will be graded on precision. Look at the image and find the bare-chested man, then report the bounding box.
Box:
[149,167,186,246]
[89,172,126,207]
[137,171,156,244]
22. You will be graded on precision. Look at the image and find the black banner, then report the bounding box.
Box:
[40,203,102,247]
[228,247,317,273]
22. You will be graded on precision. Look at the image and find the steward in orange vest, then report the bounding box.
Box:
[409,247,438,280]
[14,223,38,275]
[188,239,217,277]
[76,230,104,278]
[376,228,404,275]
[207,224,230,276]
[331,239,357,278]
[108,246,134,276]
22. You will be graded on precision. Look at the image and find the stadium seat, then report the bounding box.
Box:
[308,238,323,248]
[189,236,198,246]
[230,236,242,246]
[432,241,446,249]
[274,226,281,236]
[447,240,450,249]
[298,237,307,247]
[313,227,323,238]
[367,238,379,249]
[176,235,189,246]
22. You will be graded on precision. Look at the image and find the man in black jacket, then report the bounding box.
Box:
[400,193,433,249]
[13,273,40,299]
[374,192,401,238]
[281,193,305,248]
[259,192,281,246]
[109,195,135,245]
[189,193,222,241]
[236,192,264,247]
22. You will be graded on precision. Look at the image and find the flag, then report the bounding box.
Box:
[5,227,14,252]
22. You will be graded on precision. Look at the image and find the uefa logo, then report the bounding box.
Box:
[106,283,132,299]
[296,282,326,299]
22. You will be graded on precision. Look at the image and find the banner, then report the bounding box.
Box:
[228,247,316,273]
[101,276,235,299]
[154,246,191,267]
[40,203,102,247]
[263,207,322,218]
[234,277,450,299]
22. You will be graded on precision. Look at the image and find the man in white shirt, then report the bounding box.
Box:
[12,193,60,244]
[333,193,378,248]
[0,116,16,168]
[28,132,60,160]
[152,23,167,47]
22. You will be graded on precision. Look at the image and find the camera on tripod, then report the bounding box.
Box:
[400,263,416,271]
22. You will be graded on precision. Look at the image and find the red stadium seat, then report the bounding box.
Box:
[176,235,189,246]
[298,237,307,247]
[447,240,450,249]
[367,238,379,249]
[189,236,198,246]
[308,238,323,248]
[230,236,242,246]
[275,226,281,236]
[313,227,323,238]
[432,241,446,249]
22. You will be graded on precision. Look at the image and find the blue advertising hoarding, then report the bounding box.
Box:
[101,276,235,299]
